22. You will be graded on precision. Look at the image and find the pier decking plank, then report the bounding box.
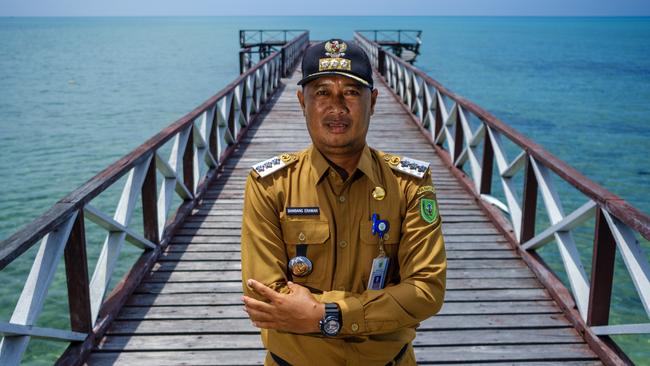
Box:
[86,69,600,365]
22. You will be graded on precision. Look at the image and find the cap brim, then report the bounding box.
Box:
[297,71,372,88]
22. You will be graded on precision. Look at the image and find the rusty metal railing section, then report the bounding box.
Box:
[356,31,649,362]
[355,30,422,63]
[0,31,309,366]
[239,30,309,74]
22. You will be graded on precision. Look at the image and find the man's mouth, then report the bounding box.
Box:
[325,120,350,134]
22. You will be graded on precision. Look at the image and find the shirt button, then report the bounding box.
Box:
[384,233,390,241]
[339,240,348,248]
[298,232,306,241]
[351,323,359,332]
[338,196,346,203]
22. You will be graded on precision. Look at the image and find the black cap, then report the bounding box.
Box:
[297,39,373,89]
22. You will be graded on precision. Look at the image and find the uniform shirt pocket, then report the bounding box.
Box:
[280,219,330,285]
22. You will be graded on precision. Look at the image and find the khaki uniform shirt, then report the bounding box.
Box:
[241,144,446,366]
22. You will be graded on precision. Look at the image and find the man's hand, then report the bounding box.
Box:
[242,279,325,333]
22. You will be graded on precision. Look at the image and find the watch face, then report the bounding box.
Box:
[323,318,340,335]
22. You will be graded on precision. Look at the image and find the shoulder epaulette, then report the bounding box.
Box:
[251,153,298,178]
[383,154,430,179]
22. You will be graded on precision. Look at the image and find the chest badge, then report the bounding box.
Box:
[288,255,313,277]
[372,186,386,201]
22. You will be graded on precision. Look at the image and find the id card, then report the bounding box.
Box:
[367,257,390,290]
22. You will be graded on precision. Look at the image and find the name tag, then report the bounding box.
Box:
[367,257,390,290]
[286,207,320,216]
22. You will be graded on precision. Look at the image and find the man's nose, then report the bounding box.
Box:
[329,92,348,113]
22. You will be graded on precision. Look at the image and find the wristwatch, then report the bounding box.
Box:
[319,303,341,336]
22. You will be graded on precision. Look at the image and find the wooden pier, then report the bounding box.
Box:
[1,31,648,365]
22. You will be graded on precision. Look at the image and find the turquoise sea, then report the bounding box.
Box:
[0,17,649,364]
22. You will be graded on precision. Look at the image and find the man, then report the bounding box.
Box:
[241,38,446,366]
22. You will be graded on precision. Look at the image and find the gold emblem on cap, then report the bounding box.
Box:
[388,156,401,167]
[324,40,347,58]
[372,187,386,201]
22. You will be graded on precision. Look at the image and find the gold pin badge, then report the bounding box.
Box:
[388,156,401,167]
[280,153,292,163]
[372,187,386,201]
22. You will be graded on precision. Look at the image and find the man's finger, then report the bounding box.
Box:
[242,295,275,313]
[245,308,277,323]
[246,279,280,301]
[253,320,279,330]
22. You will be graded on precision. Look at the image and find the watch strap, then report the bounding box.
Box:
[320,303,341,336]
[325,302,339,319]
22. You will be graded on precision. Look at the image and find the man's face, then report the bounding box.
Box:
[297,75,378,158]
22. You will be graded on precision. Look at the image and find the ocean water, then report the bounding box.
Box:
[0,16,648,364]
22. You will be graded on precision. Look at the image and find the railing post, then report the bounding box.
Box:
[434,100,443,145]
[239,50,246,75]
[228,94,237,140]
[452,107,464,166]
[378,48,386,77]
[587,207,617,326]
[281,47,287,77]
[64,210,92,334]
[480,127,494,194]
[520,155,538,243]
[141,156,159,245]
[183,125,194,197]
[209,107,219,162]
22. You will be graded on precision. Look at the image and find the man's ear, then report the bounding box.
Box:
[297,89,306,115]
[370,88,379,115]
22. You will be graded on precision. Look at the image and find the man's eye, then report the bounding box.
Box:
[345,89,360,96]
[316,90,328,96]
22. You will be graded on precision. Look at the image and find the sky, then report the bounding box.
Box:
[1,0,649,17]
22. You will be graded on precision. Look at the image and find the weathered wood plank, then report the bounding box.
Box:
[145,266,537,283]
[166,243,242,252]
[86,350,267,366]
[414,344,597,362]
[105,313,571,335]
[170,235,242,244]
[145,270,243,282]
[124,288,550,307]
[116,301,560,321]
[135,277,542,295]
[96,327,584,352]
[157,249,518,261]
[152,261,241,271]
[96,334,263,350]
[164,241,513,252]
[149,258,528,271]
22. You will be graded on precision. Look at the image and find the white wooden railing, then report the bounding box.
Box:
[355,31,649,364]
[0,31,309,366]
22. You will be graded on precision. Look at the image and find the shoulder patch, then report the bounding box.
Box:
[251,153,298,178]
[383,154,430,179]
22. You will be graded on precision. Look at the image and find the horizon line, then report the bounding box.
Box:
[2,14,650,17]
